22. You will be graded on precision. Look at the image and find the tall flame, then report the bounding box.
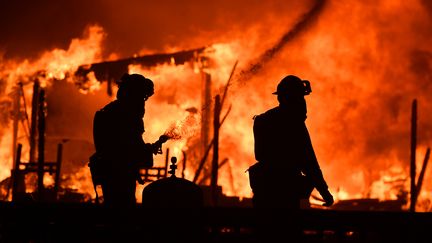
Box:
[0,25,105,197]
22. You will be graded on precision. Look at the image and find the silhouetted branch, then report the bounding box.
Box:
[192,105,232,184]
[198,158,229,185]
[415,147,430,202]
[220,60,238,109]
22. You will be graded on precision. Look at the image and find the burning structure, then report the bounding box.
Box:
[0,42,234,204]
[1,0,432,213]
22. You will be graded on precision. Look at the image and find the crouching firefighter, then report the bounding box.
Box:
[89,73,168,208]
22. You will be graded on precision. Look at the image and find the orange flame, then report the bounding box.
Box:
[1,1,432,212]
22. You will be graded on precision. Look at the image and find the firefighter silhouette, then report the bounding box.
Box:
[90,73,167,208]
[249,75,334,209]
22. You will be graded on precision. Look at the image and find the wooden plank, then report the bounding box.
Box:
[410,99,417,212]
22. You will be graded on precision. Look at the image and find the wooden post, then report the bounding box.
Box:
[201,72,212,163]
[410,99,417,212]
[192,106,231,184]
[181,151,187,179]
[193,139,214,184]
[164,148,170,178]
[211,95,221,206]
[12,86,20,169]
[37,89,46,201]
[198,158,229,185]
[54,143,63,199]
[29,80,40,163]
[11,143,22,202]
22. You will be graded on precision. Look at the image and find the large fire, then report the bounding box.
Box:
[1,0,432,211]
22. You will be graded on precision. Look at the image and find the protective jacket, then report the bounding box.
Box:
[251,103,329,208]
[91,99,152,207]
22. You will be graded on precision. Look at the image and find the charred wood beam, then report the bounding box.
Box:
[18,82,30,142]
[164,148,170,178]
[198,158,229,185]
[29,80,40,162]
[37,89,46,201]
[192,106,231,184]
[12,86,20,169]
[181,150,187,179]
[410,99,417,212]
[415,147,430,202]
[11,143,22,202]
[14,162,59,174]
[219,60,238,110]
[195,62,236,185]
[201,72,212,163]
[193,138,214,184]
[211,95,221,206]
[74,47,206,90]
[53,143,63,199]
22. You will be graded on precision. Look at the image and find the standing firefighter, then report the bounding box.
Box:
[90,73,167,208]
[250,75,334,209]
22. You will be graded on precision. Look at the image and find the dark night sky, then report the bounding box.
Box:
[0,0,307,60]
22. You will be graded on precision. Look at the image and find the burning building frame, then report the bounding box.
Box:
[1,0,432,214]
[0,44,243,205]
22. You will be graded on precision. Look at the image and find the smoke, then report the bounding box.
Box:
[236,0,326,84]
[0,0,312,60]
[0,0,105,59]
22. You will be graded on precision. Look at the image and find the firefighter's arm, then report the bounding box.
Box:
[150,135,169,155]
[321,189,334,207]
[253,115,265,162]
[303,126,334,207]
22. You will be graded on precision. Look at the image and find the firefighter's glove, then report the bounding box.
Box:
[152,142,163,155]
[152,135,170,155]
[321,189,334,207]
[159,135,169,143]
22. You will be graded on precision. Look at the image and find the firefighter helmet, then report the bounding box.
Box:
[272,75,311,96]
[117,73,154,100]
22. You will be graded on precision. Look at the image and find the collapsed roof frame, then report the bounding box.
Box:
[74,46,220,188]
[74,47,207,96]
